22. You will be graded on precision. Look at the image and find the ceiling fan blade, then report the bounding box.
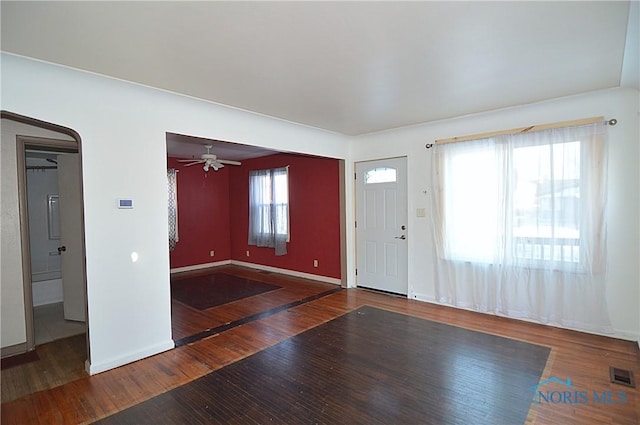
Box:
[182,161,203,167]
[218,159,242,166]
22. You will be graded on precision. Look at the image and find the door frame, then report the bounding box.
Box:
[354,156,409,295]
[4,111,89,357]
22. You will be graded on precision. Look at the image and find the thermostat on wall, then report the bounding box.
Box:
[118,198,134,209]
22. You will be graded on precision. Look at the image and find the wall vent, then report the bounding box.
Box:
[609,366,635,388]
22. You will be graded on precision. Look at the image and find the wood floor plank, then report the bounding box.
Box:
[1,333,87,404]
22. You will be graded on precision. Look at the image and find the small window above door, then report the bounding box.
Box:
[365,167,397,184]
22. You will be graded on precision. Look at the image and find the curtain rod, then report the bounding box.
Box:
[426,116,617,149]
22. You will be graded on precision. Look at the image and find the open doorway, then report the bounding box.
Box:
[0,112,89,402]
[25,149,86,345]
[16,133,88,355]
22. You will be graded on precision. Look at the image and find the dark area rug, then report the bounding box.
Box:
[96,306,550,425]
[171,273,281,310]
[1,350,39,370]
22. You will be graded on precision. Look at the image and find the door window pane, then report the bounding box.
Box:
[365,167,397,184]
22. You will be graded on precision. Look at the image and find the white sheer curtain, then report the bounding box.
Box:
[167,168,179,251]
[430,122,611,333]
[248,167,289,256]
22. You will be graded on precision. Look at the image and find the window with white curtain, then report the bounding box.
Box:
[438,138,592,268]
[248,166,289,255]
[167,168,179,251]
[431,122,610,333]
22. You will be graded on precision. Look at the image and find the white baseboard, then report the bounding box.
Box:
[170,260,232,274]
[1,342,27,358]
[410,293,640,343]
[230,260,341,285]
[611,329,640,344]
[410,292,436,303]
[86,339,175,375]
[170,260,341,285]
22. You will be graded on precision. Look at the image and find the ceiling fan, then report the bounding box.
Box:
[177,145,241,171]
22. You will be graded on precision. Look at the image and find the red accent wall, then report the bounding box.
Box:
[168,153,342,279]
[168,157,231,268]
[229,154,341,279]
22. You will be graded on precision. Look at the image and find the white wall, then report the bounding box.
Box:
[1,53,349,373]
[1,119,73,350]
[351,87,640,341]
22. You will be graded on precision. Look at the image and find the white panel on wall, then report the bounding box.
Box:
[366,241,377,274]
[384,188,397,230]
[364,190,376,229]
[384,242,398,277]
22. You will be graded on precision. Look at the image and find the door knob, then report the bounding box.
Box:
[394,235,406,240]
[58,246,67,253]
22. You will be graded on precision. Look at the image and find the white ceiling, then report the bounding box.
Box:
[166,132,277,161]
[1,1,636,144]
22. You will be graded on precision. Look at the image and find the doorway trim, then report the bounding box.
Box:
[3,111,89,357]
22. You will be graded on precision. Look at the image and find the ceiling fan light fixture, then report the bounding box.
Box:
[176,144,241,170]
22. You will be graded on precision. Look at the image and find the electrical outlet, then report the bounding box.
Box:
[313,259,318,268]
[210,250,215,257]
[246,250,250,257]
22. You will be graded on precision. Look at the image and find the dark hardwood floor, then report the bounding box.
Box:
[170,265,339,342]
[171,272,282,311]
[96,306,550,424]
[1,265,638,424]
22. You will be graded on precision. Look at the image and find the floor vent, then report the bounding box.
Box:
[609,367,635,388]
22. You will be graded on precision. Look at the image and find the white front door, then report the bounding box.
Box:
[355,157,408,295]
[57,153,86,322]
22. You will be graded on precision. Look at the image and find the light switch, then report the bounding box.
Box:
[416,208,426,218]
